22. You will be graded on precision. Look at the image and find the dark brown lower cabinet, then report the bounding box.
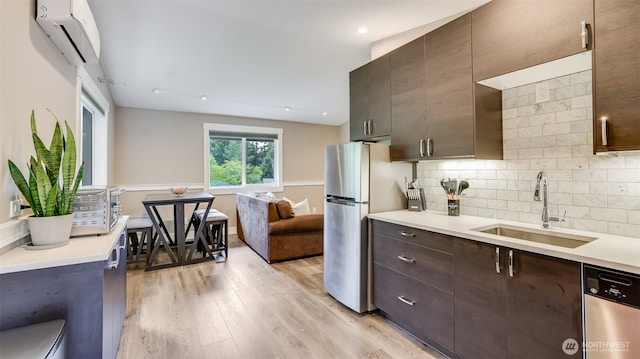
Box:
[371,219,454,356]
[455,239,583,359]
[373,264,454,355]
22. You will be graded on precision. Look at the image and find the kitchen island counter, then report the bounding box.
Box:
[369,210,640,274]
[0,216,129,274]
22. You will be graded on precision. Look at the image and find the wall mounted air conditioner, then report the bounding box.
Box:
[36,0,101,65]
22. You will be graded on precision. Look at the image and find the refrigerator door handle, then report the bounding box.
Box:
[326,197,357,206]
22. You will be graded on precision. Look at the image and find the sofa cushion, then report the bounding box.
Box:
[275,200,295,219]
[269,213,324,235]
[284,197,311,215]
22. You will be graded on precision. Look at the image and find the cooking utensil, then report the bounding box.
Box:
[458,180,469,195]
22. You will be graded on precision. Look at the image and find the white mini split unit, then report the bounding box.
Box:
[36,0,101,65]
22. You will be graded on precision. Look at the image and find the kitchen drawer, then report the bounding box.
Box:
[371,220,454,254]
[373,264,454,354]
[373,234,453,293]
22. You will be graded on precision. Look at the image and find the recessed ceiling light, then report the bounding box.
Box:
[358,27,368,34]
[152,88,161,94]
[200,95,208,101]
[322,112,328,116]
[284,106,291,111]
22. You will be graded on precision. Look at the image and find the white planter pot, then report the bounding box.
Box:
[27,214,75,247]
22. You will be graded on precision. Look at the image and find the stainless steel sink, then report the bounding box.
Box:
[473,224,597,248]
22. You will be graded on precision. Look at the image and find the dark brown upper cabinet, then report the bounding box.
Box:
[425,14,502,160]
[389,36,427,161]
[472,0,594,82]
[390,14,502,161]
[593,0,640,153]
[349,54,391,141]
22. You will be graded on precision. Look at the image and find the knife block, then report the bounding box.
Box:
[407,188,426,212]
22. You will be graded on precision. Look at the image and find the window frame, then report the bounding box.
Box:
[203,123,283,194]
[76,67,109,187]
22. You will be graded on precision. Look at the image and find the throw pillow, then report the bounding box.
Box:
[283,197,311,215]
[275,200,295,219]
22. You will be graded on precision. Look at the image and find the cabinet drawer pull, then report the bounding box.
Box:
[397,255,415,264]
[397,296,415,306]
[495,247,501,274]
[601,117,608,146]
[508,250,514,278]
[581,20,589,49]
[399,231,416,238]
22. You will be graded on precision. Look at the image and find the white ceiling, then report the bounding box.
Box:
[89,0,489,126]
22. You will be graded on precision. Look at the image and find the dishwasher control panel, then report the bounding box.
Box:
[584,265,640,309]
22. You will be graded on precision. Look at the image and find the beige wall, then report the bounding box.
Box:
[1,1,115,240]
[114,107,341,230]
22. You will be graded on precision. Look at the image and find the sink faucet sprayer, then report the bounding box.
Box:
[533,171,567,228]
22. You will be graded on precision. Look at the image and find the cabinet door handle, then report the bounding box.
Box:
[419,139,426,157]
[426,138,433,157]
[581,21,589,49]
[399,231,416,238]
[397,296,415,306]
[508,250,514,278]
[363,121,368,136]
[601,117,608,146]
[367,120,373,136]
[397,255,415,264]
[495,247,501,274]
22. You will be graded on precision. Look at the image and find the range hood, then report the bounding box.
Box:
[476,51,592,90]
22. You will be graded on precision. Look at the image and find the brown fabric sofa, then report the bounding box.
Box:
[236,193,323,263]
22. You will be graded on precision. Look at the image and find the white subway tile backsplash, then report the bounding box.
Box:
[591,208,627,223]
[573,194,607,208]
[608,223,640,238]
[542,122,572,136]
[574,219,608,233]
[558,157,588,169]
[571,95,593,109]
[628,211,640,225]
[530,136,557,148]
[416,70,639,238]
[608,168,640,182]
[570,71,592,85]
[543,146,573,158]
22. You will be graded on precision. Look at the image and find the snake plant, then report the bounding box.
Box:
[7,110,84,217]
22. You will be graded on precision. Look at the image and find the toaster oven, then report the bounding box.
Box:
[70,186,124,237]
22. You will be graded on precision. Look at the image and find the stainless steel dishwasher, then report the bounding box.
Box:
[583,265,640,359]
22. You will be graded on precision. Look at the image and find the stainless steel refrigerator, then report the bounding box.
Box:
[323,142,412,313]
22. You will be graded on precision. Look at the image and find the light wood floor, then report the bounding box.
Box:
[117,236,446,359]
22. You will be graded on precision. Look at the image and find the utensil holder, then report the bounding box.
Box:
[447,199,460,216]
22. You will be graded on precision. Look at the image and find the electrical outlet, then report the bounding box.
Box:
[535,81,550,103]
[312,206,317,213]
[9,199,22,218]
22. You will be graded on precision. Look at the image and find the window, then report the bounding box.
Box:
[77,67,108,186]
[204,124,283,193]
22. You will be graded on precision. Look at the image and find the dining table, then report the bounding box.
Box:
[142,191,215,270]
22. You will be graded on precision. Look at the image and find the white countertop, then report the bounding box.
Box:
[368,210,640,275]
[0,216,129,275]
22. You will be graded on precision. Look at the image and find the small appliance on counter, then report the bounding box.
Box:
[70,186,125,237]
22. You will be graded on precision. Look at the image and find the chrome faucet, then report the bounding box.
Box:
[533,171,567,228]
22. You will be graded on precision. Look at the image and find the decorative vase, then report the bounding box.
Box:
[27,213,75,247]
